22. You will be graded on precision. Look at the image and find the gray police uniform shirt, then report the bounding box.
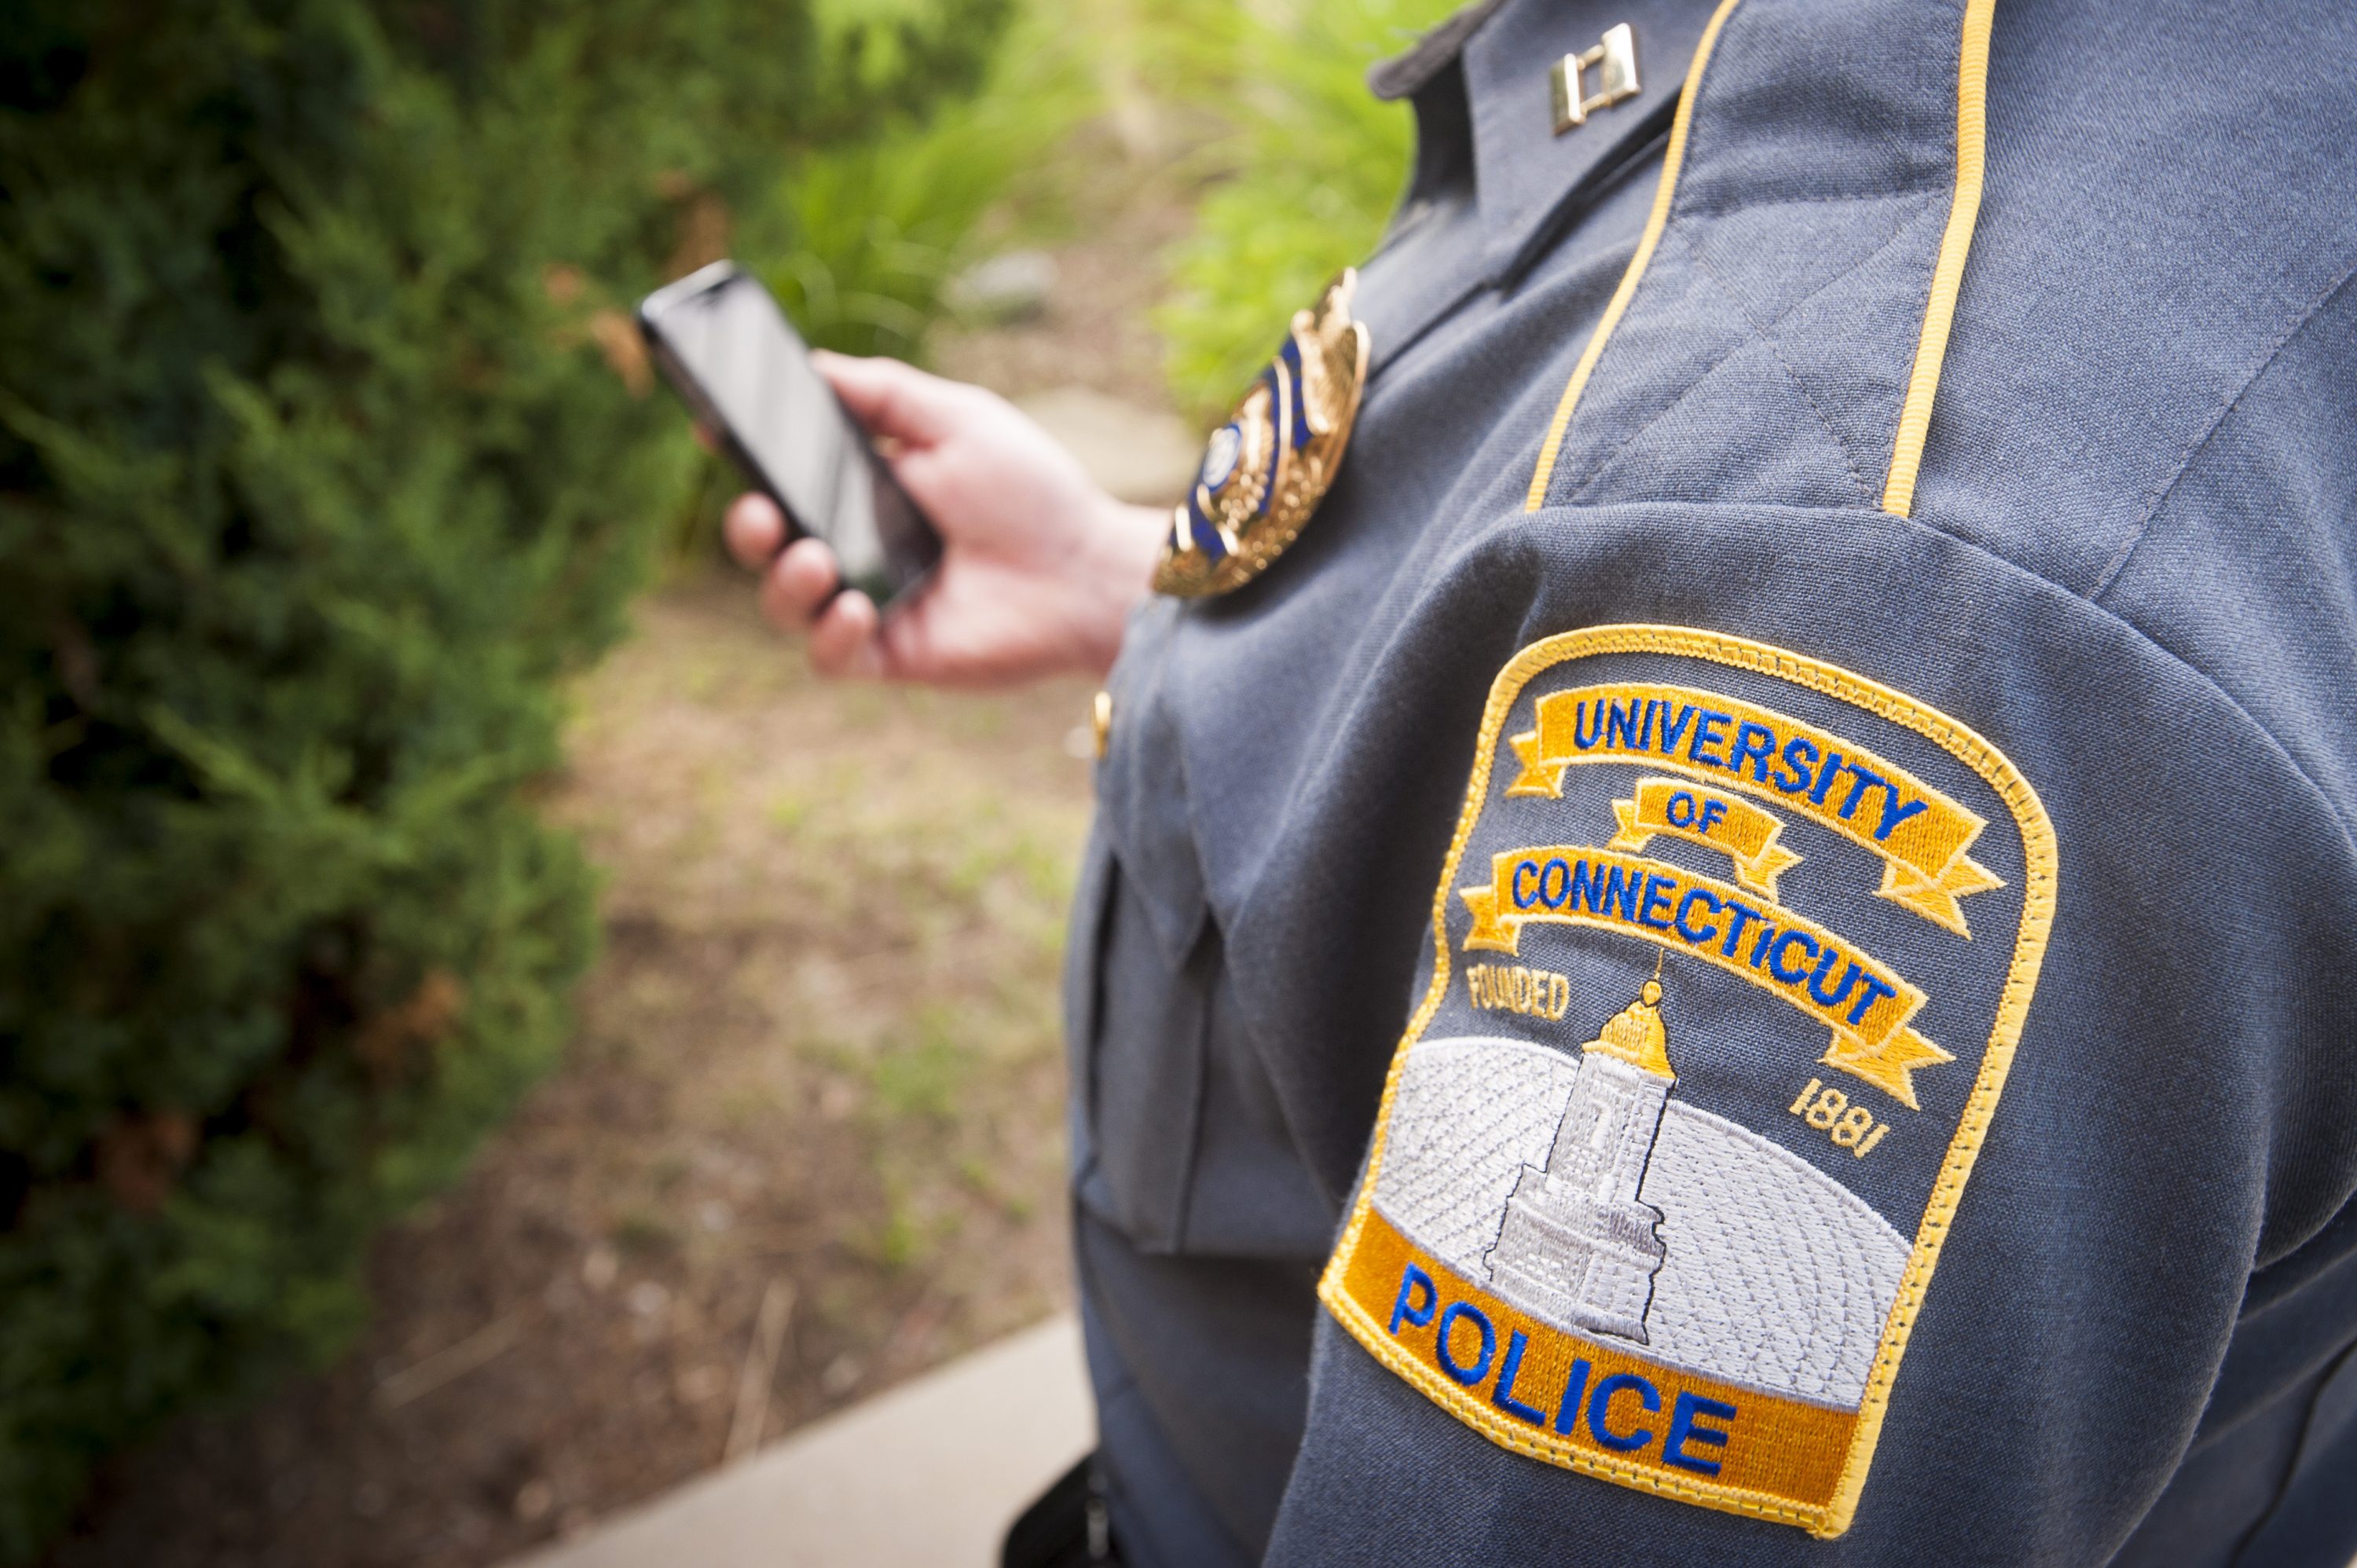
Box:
[1069,0,2357,1563]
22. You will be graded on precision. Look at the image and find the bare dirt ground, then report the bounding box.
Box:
[49,121,1202,1568]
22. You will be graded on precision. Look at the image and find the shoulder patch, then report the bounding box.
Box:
[1318,625,2056,1537]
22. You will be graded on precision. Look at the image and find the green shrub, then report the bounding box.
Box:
[657,5,1087,562]
[762,9,1092,360]
[1153,0,1460,423]
[0,0,1006,1555]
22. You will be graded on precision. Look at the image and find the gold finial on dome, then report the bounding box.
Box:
[1581,971,1673,1079]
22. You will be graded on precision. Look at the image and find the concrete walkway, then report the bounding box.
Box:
[508,1315,1091,1568]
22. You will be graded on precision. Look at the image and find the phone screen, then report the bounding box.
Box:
[640,262,939,603]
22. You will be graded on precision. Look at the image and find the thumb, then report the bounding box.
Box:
[814,351,971,447]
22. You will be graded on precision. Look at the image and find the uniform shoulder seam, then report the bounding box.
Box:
[2075,563,2357,874]
[2034,537,2348,871]
[1545,493,2357,870]
[2086,258,2357,602]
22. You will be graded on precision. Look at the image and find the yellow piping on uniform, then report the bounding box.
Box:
[1881,0,1996,518]
[1524,0,1745,512]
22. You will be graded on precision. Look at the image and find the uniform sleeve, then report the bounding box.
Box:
[1253,478,2357,1564]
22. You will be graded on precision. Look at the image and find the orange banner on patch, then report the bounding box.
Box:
[1611,775,1802,897]
[1457,844,1952,1108]
[1323,1207,1858,1528]
[1508,684,2001,936]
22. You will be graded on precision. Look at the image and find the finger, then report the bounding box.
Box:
[758,537,841,630]
[806,589,884,678]
[724,492,788,571]
[814,351,972,446]
[872,590,951,685]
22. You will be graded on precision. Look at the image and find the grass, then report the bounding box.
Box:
[609,1208,679,1257]
[868,1016,974,1123]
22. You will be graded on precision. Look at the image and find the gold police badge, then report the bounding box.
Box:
[1154,270,1371,598]
[1321,626,2058,1537]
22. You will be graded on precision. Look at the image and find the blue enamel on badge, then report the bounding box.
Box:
[1153,271,1370,598]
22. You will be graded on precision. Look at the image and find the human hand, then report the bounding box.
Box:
[724,354,1169,686]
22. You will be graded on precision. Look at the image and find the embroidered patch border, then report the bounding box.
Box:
[1315,625,2057,1537]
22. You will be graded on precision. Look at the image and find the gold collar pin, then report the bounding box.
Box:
[1551,23,1640,134]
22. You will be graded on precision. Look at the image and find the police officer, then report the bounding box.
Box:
[724,0,2357,1562]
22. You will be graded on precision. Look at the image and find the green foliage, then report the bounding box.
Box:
[761,22,1091,361]
[1153,0,1461,423]
[657,5,1088,562]
[0,0,1007,1556]
[869,1009,977,1123]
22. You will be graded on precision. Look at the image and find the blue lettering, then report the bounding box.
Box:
[1846,973,1898,1026]
[1435,1302,1496,1387]
[1512,860,1541,909]
[1606,865,1644,922]
[1666,790,1697,829]
[1539,858,1571,909]
[1389,1264,1438,1334]
[1573,700,1604,750]
[1553,1358,1593,1435]
[1697,798,1728,835]
[1688,710,1734,768]
[1663,1391,1738,1475]
[1570,859,1609,915]
[1605,700,1646,751]
[1839,762,1887,822]
[1875,786,1931,842]
[1808,949,1862,1009]
[1658,703,1699,755]
[1491,1332,1549,1425]
[1769,929,1819,984]
[1810,751,1848,806]
[1587,1372,1661,1453]
[1728,722,1778,781]
[1773,736,1818,793]
[1637,698,1658,753]
[1673,887,1721,945]
[1750,922,1780,969]
[1637,874,1677,931]
[1720,899,1761,958]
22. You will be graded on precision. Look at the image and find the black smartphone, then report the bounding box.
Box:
[638,261,940,606]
